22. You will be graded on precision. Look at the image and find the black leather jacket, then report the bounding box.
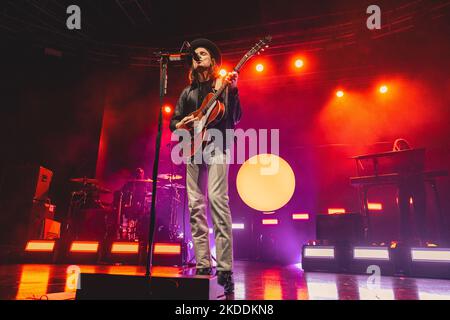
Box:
[169,80,242,134]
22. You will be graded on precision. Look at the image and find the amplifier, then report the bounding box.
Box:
[0,165,53,244]
[43,218,61,239]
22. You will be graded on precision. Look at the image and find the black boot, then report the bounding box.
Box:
[216,271,234,295]
[196,267,213,275]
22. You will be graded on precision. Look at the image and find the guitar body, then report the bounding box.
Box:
[178,93,225,158]
[178,92,226,130]
[201,92,226,127]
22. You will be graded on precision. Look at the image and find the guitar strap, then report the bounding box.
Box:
[213,77,228,109]
[196,78,216,109]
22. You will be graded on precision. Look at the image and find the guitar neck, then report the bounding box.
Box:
[205,54,249,111]
[203,36,270,114]
[215,81,229,99]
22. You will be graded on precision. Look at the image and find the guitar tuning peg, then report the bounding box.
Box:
[261,48,265,52]
[265,45,269,48]
[257,52,260,55]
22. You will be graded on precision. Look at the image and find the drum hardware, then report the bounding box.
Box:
[70,177,100,184]
[161,183,185,190]
[157,173,183,181]
[65,178,112,239]
[65,171,188,256]
[126,178,154,183]
[112,178,155,241]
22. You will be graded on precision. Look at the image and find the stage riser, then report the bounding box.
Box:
[302,244,450,279]
[75,273,221,300]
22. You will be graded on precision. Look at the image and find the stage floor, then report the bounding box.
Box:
[1,261,449,300]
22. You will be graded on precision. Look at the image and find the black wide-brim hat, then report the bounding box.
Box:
[190,38,222,66]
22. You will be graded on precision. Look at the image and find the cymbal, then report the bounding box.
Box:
[162,183,185,189]
[70,178,99,184]
[97,186,112,194]
[127,179,154,183]
[157,173,183,180]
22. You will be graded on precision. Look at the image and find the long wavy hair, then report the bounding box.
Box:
[188,56,219,84]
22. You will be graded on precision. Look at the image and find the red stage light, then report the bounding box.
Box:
[25,240,55,252]
[328,208,346,215]
[219,69,227,77]
[163,105,172,114]
[336,90,344,98]
[292,213,310,220]
[411,248,450,262]
[111,242,139,254]
[262,218,278,225]
[294,59,304,69]
[232,223,245,230]
[70,241,99,253]
[353,246,390,260]
[368,203,383,211]
[153,243,181,255]
[304,246,335,258]
[379,85,388,94]
[256,63,264,72]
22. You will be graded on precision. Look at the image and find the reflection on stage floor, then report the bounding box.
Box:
[1,261,449,300]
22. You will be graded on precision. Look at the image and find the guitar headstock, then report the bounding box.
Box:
[247,35,272,58]
[234,35,272,72]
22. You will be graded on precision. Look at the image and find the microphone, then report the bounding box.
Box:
[184,41,201,62]
[161,42,201,62]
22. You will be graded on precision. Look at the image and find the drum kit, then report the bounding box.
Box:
[66,173,186,243]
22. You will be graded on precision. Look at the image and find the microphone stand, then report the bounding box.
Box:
[145,50,190,278]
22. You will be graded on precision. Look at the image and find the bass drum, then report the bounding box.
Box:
[133,201,173,243]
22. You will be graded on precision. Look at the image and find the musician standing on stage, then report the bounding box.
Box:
[170,39,241,296]
[393,139,427,242]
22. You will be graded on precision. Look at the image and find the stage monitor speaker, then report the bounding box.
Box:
[316,213,364,243]
[75,273,221,300]
[0,165,53,245]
